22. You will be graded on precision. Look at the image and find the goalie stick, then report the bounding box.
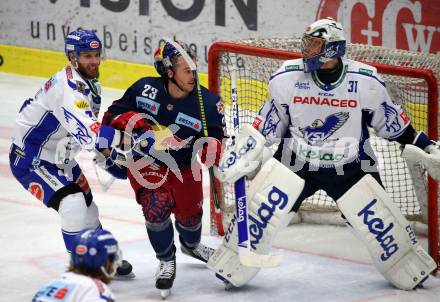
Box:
[228,55,282,268]
[162,37,225,236]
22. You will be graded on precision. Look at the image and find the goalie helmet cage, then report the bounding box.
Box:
[207,39,440,270]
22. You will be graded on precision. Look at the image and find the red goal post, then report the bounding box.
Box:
[207,39,439,269]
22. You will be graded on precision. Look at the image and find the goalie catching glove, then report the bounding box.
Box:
[401,131,440,181]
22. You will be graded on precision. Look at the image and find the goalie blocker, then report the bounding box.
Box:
[207,158,305,287]
[337,174,436,290]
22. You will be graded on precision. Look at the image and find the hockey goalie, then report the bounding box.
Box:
[207,17,438,290]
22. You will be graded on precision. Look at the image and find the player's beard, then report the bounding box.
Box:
[77,63,100,79]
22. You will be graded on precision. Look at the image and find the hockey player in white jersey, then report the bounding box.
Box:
[9,29,132,277]
[208,17,438,290]
[32,228,119,302]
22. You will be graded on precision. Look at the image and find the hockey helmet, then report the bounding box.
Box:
[154,40,196,76]
[65,29,102,60]
[71,229,120,276]
[301,17,346,73]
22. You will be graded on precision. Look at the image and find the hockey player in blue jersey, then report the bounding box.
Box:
[208,18,439,290]
[32,228,119,302]
[9,29,132,277]
[101,39,225,298]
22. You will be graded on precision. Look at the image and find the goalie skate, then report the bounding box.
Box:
[155,257,176,299]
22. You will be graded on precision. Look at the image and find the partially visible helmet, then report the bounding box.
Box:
[71,229,120,278]
[65,29,102,60]
[154,40,196,77]
[301,17,346,73]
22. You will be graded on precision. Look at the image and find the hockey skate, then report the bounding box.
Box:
[180,239,215,263]
[113,260,136,280]
[155,257,176,299]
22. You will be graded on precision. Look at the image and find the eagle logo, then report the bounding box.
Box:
[382,102,401,133]
[299,112,349,145]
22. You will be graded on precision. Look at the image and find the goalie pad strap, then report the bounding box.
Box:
[208,158,304,287]
[337,174,436,290]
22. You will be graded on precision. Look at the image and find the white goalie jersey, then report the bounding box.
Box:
[31,272,114,302]
[11,65,103,167]
[254,58,411,168]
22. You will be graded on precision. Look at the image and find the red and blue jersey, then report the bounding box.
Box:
[103,77,225,168]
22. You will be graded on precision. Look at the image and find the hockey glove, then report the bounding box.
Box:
[402,131,440,181]
[199,137,222,167]
[109,111,153,154]
[93,148,127,179]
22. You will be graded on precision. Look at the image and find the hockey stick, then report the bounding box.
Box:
[163,38,225,236]
[228,55,282,268]
[93,161,115,192]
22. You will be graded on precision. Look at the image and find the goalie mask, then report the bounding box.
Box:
[301,17,346,73]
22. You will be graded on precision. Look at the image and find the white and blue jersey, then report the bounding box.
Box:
[253,58,411,209]
[11,65,103,168]
[255,58,410,168]
[9,65,112,208]
[32,272,114,302]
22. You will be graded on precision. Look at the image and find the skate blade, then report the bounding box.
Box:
[160,289,171,299]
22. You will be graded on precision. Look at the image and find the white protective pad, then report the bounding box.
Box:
[402,144,440,181]
[208,158,304,287]
[217,124,270,184]
[58,193,101,232]
[337,175,436,290]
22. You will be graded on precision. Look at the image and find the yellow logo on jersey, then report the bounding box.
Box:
[73,99,90,110]
[151,125,188,151]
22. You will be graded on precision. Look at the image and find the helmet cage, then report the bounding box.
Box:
[301,18,346,73]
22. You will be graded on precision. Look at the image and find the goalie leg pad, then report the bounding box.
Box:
[207,158,304,287]
[337,174,436,290]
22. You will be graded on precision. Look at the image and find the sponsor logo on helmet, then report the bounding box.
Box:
[67,34,80,40]
[90,40,100,49]
[75,244,88,255]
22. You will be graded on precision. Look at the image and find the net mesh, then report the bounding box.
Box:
[210,38,440,231]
